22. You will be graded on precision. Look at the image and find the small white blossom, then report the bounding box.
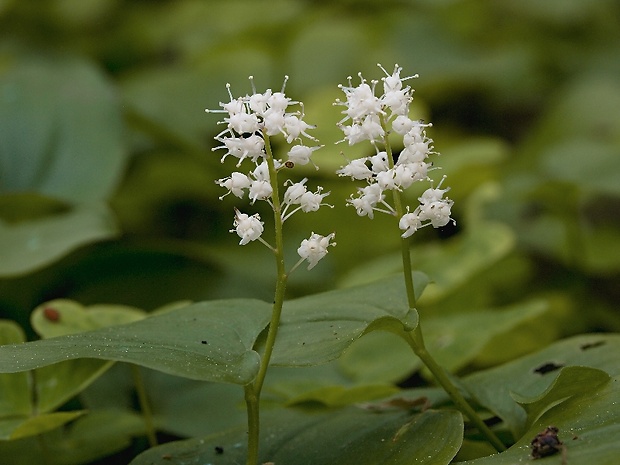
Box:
[299,187,330,213]
[337,158,373,180]
[287,144,321,166]
[392,115,415,135]
[370,152,389,173]
[297,232,336,270]
[338,123,368,145]
[216,172,251,199]
[284,113,316,143]
[231,210,264,245]
[399,211,422,238]
[248,179,273,203]
[283,178,308,205]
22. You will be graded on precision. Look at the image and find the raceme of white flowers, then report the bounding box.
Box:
[335,64,455,237]
[206,76,335,270]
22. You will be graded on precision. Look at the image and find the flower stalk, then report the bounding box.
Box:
[337,64,504,452]
[207,77,335,465]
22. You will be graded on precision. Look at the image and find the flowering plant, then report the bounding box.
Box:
[0,63,617,465]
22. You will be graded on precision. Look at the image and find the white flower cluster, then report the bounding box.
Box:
[335,64,454,236]
[207,76,335,270]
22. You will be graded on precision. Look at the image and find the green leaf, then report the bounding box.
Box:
[423,299,550,372]
[340,223,515,305]
[0,320,106,439]
[270,274,424,366]
[460,374,620,465]
[464,334,620,438]
[340,299,550,383]
[0,202,118,277]
[0,321,30,418]
[130,407,463,465]
[0,56,127,202]
[286,384,399,408]
[0,411,86,440]
[0,410,145,465]
[512,366,610,430]
[31,299,146,339]
[0,300,272,384]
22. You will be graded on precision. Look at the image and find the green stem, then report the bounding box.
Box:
[131,365,158,447]
[244,384,260,465]
[406,328,506,451]
[380,115,505,452]
[244,131,289,465]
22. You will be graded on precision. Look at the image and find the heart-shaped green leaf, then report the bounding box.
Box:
[464,334,620,438]
[460,374,619,465]
[269,273,425,366]
[0,300,272,384]
[130,407,463,465]
[512,365,610,430]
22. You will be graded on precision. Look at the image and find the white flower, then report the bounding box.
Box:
[392,115,415,135]
[248,179,273,203]
[231,210,264,245]
[399,211,422,238]
[284,114,316,143]
[348,183,387,219]
[360,114,385,142]
[283,178,308,205]
[252,161,271,182]
[419,200,453,228]
[287,144,321,166]
[340,80,382,122]
[216,172,251,199]
[337,158,372,180]
[419,177,450,204]
[339,123,368,145]
[299,188,330,212]
[370,152,389,173]
[226,111,260,135]
[297,232,336,269]
[248,89,272,115]
[376,169,398,190]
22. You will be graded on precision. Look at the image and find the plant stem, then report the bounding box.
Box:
[131,364,158,447]
[405,328,506,452]
[380,115,505,452]
[244,131,289,465]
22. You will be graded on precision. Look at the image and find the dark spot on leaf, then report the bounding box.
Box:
[531,426,563,459]
[534,362,564,374]
[201,340,208,345]
[43,307,60,322]
[162,454,172,460]
[215,446,224,455]
[580,340,605,351]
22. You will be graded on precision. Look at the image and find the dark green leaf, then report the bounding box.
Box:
[0,56,126,202]
[270,274,424,366]
[0,300,272,384]
[0,203,118,277]
[130,407,463,465]
[465,334,620,438]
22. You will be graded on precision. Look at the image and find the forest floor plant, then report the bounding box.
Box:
[3,63,616,465]
[206,64,504,464]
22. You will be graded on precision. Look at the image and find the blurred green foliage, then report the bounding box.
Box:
[1,0,619,463]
